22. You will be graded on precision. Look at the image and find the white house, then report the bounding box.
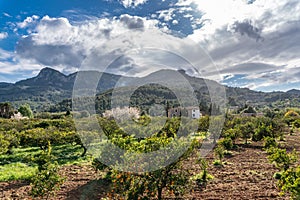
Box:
[11,112,28,120]
[168,107,201,119]
[186,107,201,119]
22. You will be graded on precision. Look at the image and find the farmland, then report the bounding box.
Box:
[0,108,300,199]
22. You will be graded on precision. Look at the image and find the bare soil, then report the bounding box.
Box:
[1,133,299,200]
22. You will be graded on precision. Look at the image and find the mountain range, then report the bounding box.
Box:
[0,67,299,111]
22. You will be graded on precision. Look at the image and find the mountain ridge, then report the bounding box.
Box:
[0,67,300,111]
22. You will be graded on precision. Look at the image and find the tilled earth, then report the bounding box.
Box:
[1,133,299,200]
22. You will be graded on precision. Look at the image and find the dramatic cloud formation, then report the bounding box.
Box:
[183,0,300,90]
[15,14,208,77]
[0,0,300,91]
[230,20,263,41]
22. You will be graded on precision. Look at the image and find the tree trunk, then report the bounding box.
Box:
[157,186,163,200]
[81,145,87,157]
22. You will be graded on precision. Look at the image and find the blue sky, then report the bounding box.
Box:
[0,0,300,92]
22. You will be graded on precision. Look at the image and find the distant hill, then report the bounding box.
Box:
[0,67,300,111]
[0,68,135,110]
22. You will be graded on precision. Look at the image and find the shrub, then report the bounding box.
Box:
[18,104,33,118]
[94,117,197,200]
[192,158,214,187]
[30,142,64,198]
[267,148,297,171]
[253,123,272,141]
[0,132,10,154]
[191,172,214,188]
[214,145,225,161]
[30,162,64,198]
[237,122,254,144]
[263,136,277,149]
[198,115,209,132]
[223,128,240,145]
[277,166,300,199]
[0,129,20,154]
[218,137,233,150]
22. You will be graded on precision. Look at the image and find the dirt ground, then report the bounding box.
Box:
[1,133,299,200]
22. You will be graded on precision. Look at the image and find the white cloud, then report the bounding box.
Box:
[0,32,8,40]
[182,0,300,88]
[14,14,217,79]
[0,47,62,82]
[157,8,176,21]
[17,15,40,29]
[6,0,300,91]
[0,48,13,61]
[172,20,179,25]
[120,0,148,8]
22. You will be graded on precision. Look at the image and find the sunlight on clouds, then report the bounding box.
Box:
[2,0,300,91]
[17,15,40,29]
[183,0,300,90]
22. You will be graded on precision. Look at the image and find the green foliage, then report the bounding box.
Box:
[223,128,240,145]
[265,136,300,199]
[30,142,64,198]
[93,117,197,199]
[191,171,214,188]
[283,110,300,126]
[30,162,64,198]
[277,166,300,199]
[237,121,254,144]
[273,171,282,180]
[251,116,284,141]
[0,144,90,181]
[0,132,10,154]
[214,145,225,161]
[109,164,191,200]
[253,123,272,141]
[218,137,233,150]
[213,159,223,166]
[0,162,36,181]
[198,115,209,132]
[103,138,195,200]
[0,102,14,118]
[0,129,20,154]
[292,119,300,128]
[18,103,34,118]
[267,147,297,171]
[192,158,213,188]
[263,136,277,149]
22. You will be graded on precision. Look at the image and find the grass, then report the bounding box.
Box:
[0,162,37,181]
[0,144,92,182]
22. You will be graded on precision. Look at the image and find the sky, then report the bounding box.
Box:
[0,0,300,92]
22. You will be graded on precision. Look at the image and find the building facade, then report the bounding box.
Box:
[168,107,201,119]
